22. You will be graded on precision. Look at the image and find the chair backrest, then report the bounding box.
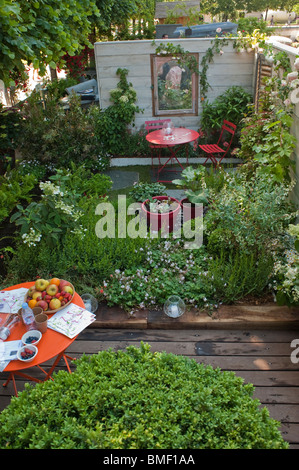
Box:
[217,120,236,155]
[145,119,171,133]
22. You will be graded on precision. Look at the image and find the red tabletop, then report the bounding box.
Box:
[1,282,85,372]
[146,127,199,146]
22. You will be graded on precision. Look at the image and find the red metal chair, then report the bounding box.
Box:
[145,119,171,168]
[199,120,236,168]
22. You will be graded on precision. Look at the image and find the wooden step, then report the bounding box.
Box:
[91,303,299,330]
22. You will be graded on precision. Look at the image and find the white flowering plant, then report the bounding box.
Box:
[10,179,84,247]
[99,239,215,313]
[271,224,299,306]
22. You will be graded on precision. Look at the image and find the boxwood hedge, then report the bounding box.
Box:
[0,344,288,449]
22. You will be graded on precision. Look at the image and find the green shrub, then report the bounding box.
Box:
[3,201,150,292]
[0,344,288,449]
[93,68,143,156]
[200,86,252,146]
[237,17,271,35]
[129,182,167,202]
[0,169,37,224]
[205,171,296,255]
[17,93,109,171]
[237,88,296,183]
[201,249,274,304]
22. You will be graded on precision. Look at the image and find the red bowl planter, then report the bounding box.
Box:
[141,196,181,233]
[180,198,203,222]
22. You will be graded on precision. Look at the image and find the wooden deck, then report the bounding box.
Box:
[1,325,299,448]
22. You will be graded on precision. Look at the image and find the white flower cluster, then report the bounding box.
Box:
[272,224,299,303]
[39,181,64,197]
[70,225,88,239]
[54,199,82,221]
[102,240,216,312]
[21,228,42,247]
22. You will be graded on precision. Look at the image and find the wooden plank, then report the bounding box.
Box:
[235,370,299,387]
[92,305,299,331]
[279,423,299,444]
[80,327,299,342]
[68,339,295,356]
[253,387,299,404]
[264,404,299,423]
[189,355,299,370]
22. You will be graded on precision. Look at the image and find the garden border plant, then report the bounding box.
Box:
[0,344,289,449]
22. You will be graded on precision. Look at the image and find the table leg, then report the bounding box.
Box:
[3,370,43,397]
[157,146,186,183]
[43,350,76,380]
[2,351,76,396]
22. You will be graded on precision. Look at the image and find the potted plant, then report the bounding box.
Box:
[172,166,208,220]
[141,195,181,233]
[129,182,167,203]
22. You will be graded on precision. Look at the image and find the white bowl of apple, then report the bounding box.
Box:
[25,278,75,314]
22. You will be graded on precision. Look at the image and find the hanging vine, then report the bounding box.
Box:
[152,38,229,101]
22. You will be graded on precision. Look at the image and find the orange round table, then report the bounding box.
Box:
[1,282,85,396]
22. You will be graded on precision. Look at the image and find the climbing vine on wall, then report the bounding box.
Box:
[153,38,229,100]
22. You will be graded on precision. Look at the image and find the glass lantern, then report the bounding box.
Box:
[81,293,98,313]
[163,120,174,135]
[164,295,185,318]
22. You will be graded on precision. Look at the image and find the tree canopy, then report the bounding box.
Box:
[0,0,99,85]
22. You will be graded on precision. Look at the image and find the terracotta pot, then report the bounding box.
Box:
[141,196,181,233]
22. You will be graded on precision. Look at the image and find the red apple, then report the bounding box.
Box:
[49,298,61,310]
[36,300,48,311]
[59,280,70,291]
[46,284,58,296]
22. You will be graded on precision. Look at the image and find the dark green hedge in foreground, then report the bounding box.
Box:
[0,344,288,449]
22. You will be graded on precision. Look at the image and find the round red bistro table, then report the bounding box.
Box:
[145,127,199,183]
[145,127,199,147]
[1,282,85,396]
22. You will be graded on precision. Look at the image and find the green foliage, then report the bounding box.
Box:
[205,172,296,255]
[0,344,288,449]
[271,224,299,307]
[237,17,271,35]
[0,103,22,151]
[43,77,78,100]
[153,42,199,76]
[199,37,229,99]
[0,0,99,86]
[0,170,37,224]
[129,182,167,202]
[173,166,209,204]
[4,198,149,290]
[164,2,201,26]
[49,164,112,198]
[200,86,253,143]
[17,93,109,171]
[10,181,83,248]
[238,85,296,183]
[102,240,213,310]
[9,166,111,248]
[93,68,143,155]
[201,249,274,304]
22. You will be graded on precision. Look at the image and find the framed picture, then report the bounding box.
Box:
[151,53,199,116]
